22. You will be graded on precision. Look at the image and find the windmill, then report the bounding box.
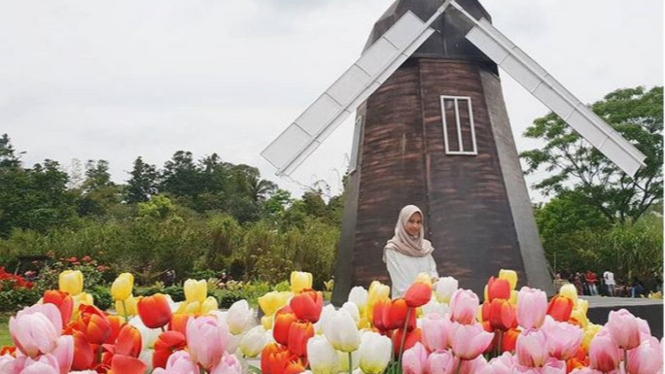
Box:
[261,0,646,304]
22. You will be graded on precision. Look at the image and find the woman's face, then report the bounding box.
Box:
[405,212,422,236]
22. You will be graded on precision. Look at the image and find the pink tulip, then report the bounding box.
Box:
[402,342,428,374]
[570,368,604,374]
[484,352,515,374]
[9,304,62,357]
[542,320,583,360]
[514,358,566,373]
[516,287,547,330]
[152,351,199,374]
[459,355,489,374]
[20,354,61,374]
[636,317,651,337]
[606,309,641,350]
[51,335,74,374]
[421,313,454,351]
[451,322,494,360]
[627,335,663,374]
[186,316,228,369]
[211,353,242,374]
[426,349,456,374]
[450,289,479,325]
[516,330,549,367]
[589,330,621,373]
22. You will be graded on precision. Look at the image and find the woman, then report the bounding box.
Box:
[383,205,438,298]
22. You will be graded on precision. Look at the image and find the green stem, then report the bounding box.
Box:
[96,345,103,364]
[497,330,503,357]
[121,299,129,323]
[348,351,353,374]
[455,359,462,374]
[161,325,166,333]
[624,348,628,374]
[397,308,412,373]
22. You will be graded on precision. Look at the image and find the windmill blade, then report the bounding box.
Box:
[261,0,453,176]
[449,1,646,177]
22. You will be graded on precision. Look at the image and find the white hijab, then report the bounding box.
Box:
[383,205,434,262]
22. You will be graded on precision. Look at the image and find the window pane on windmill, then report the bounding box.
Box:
[349,116,364,174]
[441,96,477,156]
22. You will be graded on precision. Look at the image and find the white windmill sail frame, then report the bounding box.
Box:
[449,1,646,177]
[261,0,453,176]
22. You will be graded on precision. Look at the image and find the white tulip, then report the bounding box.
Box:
[338,350,360,372]
[314,304,336,335]
[421,296,450,317]
[306,336,340,374]
[359,331,392,374]
[239,326,268,358]
[226,333,242,354]
[435,277,459,303]
[227,300,255,335]
[323,310,360,352]
[341,302,360,326]
[348,286,368,312]
[138,349,153,373]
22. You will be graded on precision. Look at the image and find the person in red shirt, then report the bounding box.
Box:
[585,270,598,296]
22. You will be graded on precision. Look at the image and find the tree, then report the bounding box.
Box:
[159,151,203,198]
[77,160,122,216]
[0,133,21,169]
[521,86,663,224]
[125,157,158,203]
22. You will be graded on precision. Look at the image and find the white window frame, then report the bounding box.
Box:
[440,95,478,155]
[348,115,364,173]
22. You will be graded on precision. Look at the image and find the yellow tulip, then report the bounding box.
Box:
[184,301,201,314]
[116,294,138,317]
[559,284,578,305]
[290,271,313,293]
[499,269,518,290]
[59,270,83,295]
[571,309,588,328]
[415,272,433,286]
[201,296,219,314]
[576,299,589,315]
[366,281,389,323]
[258,291,290,317]
[582,324,602,351]
[261,315,273,330]
[184,279,207,303]
[111,273,134,301]
[510,290,518,304]
[71,292,94,319]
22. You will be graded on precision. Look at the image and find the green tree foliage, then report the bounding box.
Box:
[521,86,663,224]
[125,156,158,203]
[77,160,123,217]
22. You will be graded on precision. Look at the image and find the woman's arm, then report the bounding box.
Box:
[385,250,411,298]
[428,254,439,280]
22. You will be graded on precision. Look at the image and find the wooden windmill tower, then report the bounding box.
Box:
[261,0,646,305]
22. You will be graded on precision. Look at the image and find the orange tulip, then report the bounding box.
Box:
[153,331,187,369]
[273,310,298,346]
[71,331,95,370]
[137,293,172,329]
[43,290,74,325]
[404,281,431,308]
[383,298,409,330]
[75,305,112,344]
[392,328,422,358]
[169,313,190,338]
[105,315,124,344]
[114,324,142,358]
[502,328,520,352]
[261,342,301,374]
[372,299,390,331]
[283,359,307,374]
[488,298,516,331]
[107,354,147,374]
[288,321,314,357]
[547,295,574,322]
[261,342,284,374]
[290,290,323,323]
[487,276,511,301]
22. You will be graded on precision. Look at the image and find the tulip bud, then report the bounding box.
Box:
[307,336,340,374]
[547,295,574,322]
[323,310,360,352]
[59,270,83,296]
[290,271,313,294]
[348,286,368,313]
[414,272,433,286]
[435,277,459,303]
[227,300,254,335]
[138,294,173,329]
[111,273,134,301]
[186,316,228,370]
[588,331,621,372]
[258,291,291,317]
[43,290,74,325]
[405,281,432,308]
[201,296,219,315]
[184,279,207,304]
[516,287,547,329]
[487,277,511,301]
[287,321,314,357]
[498,269,518,290]
[450,289,479,325]
[291,290,324,323]
[359,331,392,374]
[606,309,640,350]
[239,326,268,358]
[559,284,578,305]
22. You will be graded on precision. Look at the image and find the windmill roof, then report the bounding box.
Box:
[363,0,495,63]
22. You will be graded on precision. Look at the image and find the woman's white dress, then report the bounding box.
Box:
[384,249,438,298]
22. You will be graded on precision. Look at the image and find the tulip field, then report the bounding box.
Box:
[1,269,663,374]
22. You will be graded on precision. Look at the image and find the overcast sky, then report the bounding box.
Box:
[1,0,662,202]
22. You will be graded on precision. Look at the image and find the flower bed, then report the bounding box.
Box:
[0,269,662,373]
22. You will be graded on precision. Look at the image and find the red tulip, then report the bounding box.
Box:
[488,299,516,331]
[261,342,301,374]
[383,298,409,330]
[290,290,323,323]
[107,354,147,374]
[392,328,422,358]
[137,294,172,329]
[153,331,187,369]
[75,305,112,344]
[114,324,142,358]
[501,328,520,353]
[288,321,314,357]
[487,277,511,301]
[273,310,297,346]
[372,299,390,331]
[43,290,74,325]
[404,282,431,308]
[261,342,285,374]
[168,313,190,338]
[547,295,574,322]
[283,359,307,374]
[105,315,124,344]
[71,331,94,370]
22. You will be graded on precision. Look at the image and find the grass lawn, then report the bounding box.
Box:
[0,314,10,347]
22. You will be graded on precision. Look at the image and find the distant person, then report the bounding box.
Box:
[384,205,438,298]
[603,270,616,296]
[631,277,647,298]
[585,270,598,296]
[573,272,585,295]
